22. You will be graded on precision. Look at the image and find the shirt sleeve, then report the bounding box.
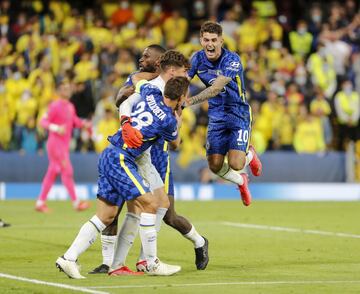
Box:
[140,82,163,99]
[161,117,178,142]
[124,72,136,86]
[188,52,199,79]
[119,92,142,117]
[221,53,243,79]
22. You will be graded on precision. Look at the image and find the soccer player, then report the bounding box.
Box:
[89,44,166,274]
[35,80,90,213]
[90,50,209,274]
[187,21,262,206]
[56,76,189,278]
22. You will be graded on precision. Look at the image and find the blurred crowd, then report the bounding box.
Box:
[0,0,359,167]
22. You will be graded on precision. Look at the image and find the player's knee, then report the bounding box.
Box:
[136,193,158,214]
[102,218,118,235]
[97,214,116,227]
[229,156,245,171]
[208,160,223,174]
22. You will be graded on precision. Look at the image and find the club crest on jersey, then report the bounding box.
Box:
[206,140,210,150]
[142,179,150,188]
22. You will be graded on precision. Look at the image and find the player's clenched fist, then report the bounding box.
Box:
[120,116,143,148]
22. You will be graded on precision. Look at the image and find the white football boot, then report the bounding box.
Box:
[147,258,181,276]
[56,256,85,279]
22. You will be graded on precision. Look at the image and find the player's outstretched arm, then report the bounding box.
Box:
[187,75,232,106]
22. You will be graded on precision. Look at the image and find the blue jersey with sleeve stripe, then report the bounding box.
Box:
[108,83,178,160]
[124,72,138,87]
[188,48,250,125]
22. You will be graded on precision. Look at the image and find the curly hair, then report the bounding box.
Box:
[159,50,190,71]
[200,21,222,36]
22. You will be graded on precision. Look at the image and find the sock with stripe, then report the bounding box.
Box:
[139,213,157,266]
[138,207,168,261]
[64,215,106,261]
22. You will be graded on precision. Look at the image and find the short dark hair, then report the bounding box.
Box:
[147,44,166,54]
[160,50,190,71]
[200,21,222,36]
[164,76,190,101]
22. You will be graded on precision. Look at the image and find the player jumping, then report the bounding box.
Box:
[187,21,262,206]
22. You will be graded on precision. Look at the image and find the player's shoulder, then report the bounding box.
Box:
[221,48,242,72]
[141,82,162,97]
[163,114,178,135]
[222,48,241,62]
[125,71,140,86]
[191,50,206,62]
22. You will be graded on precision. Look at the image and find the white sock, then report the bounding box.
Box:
[72,199,80,209]
[111,212,140,268]
[184,225,205,248]
[246,150,254,166]
[155,207,168,232]
[101,235,117,266]
[139,213,157,266]
[36,200,44,207]
[217,162,244,185]
[139,207,168,261]
[64,215,106,261]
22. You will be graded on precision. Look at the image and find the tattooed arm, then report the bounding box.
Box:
[187,75,232,106]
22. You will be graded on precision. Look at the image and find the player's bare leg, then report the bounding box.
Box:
[163,196,209,270]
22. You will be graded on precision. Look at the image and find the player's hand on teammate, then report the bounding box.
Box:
[131,72,159,84]
[184,96,193,107]
[174,111,182,128]
[121,116,143,148]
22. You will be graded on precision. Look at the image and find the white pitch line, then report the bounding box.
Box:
[0,273,109,294]
[88,280,360,289]
[221,222,360,239]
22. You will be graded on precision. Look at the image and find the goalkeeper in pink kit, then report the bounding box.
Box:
[35,80,90,213]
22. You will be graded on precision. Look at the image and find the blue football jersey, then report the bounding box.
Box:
[108,83,178,159]
[124,72,139,87]
[188,48,250,124]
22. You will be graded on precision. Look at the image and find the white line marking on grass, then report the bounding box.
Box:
[0,273,109,294]
[88,280,360,289]
[221,222,360,239]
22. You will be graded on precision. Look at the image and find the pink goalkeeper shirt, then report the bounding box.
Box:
[41,99,83,149]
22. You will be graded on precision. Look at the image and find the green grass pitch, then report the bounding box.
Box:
[0,200,360,293]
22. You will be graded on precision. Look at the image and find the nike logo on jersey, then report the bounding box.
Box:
[197,70,207,74]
